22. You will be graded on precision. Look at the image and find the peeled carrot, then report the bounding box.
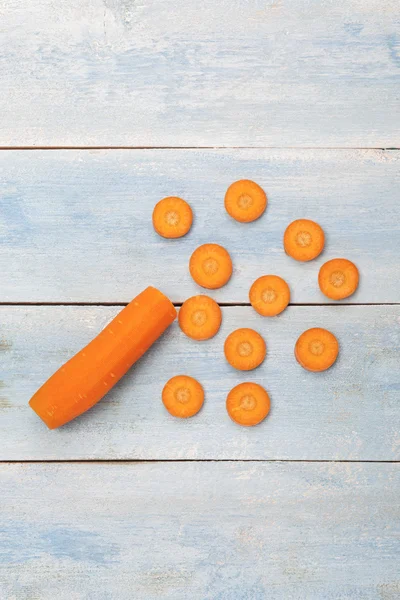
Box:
[318,258,359,300]
[162,375,204,418]
[249,275,290,316]
[284,219,325,262]
[226,382,270,427]
[295,327,339,372]
[152,196,193,238]
[179,295,222,340]
[29,287,177,429]
[224,328,266,371]
[189,243,232,289]
[224,179,267,223]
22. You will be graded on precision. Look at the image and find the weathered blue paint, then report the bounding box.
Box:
[1,149,399,303]
[1,462,399,599]
[0,305,399,460]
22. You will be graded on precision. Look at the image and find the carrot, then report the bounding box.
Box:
[189,243,232,289]
[29,287,177,429]
[295,327,339,372]
[318,258,359,300]
[284,219,325,262]
[224,179,267,223]
[152,196,193,238]
[162,375,204,418]
[226,382,270,427]
[249,275,290,316]
[179,295,222,340]
[224,328,266,371]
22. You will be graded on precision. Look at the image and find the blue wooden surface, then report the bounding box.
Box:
[1,462,399,599]
[0,0,399,147]
[1,149,399,303]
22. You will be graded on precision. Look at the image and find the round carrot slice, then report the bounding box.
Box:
[224,179,267,223]
[162,375,204,418]
[249,275,290,316]
[224,328,266,371]
[189,244,232,289]
[318,258,359,300]
[226,382,270,427]
[284,219,325,262]
[152,196,193,238]
[295,328,339,372]
[179,295,222,341]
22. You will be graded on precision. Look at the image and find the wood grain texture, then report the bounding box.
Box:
[1,148,399,303]
[1,305,399,460]
[0,0,399,147]
[1,462,399,599]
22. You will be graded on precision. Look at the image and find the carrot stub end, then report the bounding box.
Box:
[162,375,204,418]
[295,327,339,372]
[249,275,290,316]
[224,328,266,371]
[226,382,271,427]
[152,196,193,238]
[179,295,222,340]
[318,258,359,300]
[284,219,325,261]
[224,179,267,223]
[189,243,232,289]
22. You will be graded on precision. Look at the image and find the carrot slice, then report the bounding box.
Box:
[249,275,290,316]
[224,328,266,371]
[224,179,267,223]
[295,328,339,372]
[284,219,325,262]
[318,258,359,300]
[162,375,204,418]
[226,382,270,427]
[152,196,193,238]
[189,243,232,289]
[29,287,177,429]
[179,295,222,340]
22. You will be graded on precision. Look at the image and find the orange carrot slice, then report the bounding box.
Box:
[152,196,193,238]
[249,275,290,316]
[295,328,339,372]
[226,382,270,427]
[318,258,359,300]
[189,243,232,289]
[162,375,204,418]
[224,179,267,223]
[29,287,177,429]
[224,328,266,371]
[284,219,325,262]
[179,295,222,340]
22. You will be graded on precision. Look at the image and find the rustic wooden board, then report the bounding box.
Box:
[1,0,399,147]
[1,462,399,599]
[1,305,399,460]
[1,148,399,303]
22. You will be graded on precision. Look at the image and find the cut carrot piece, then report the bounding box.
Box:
[29,287,177,429]
[224,328,266,371]
[318,258,359,300]
[179,295,222,340]
[152,196,193,238]
[284,219,325,262]
[224,179,267,223]
[295,328,339,372]
[162,375,204,418]
[226,382,270,427]
[249,275,290,316]
[189,243,232,289]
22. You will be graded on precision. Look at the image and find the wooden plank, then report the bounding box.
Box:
[0,0,399,147]
[1,149,399,303]
[1,462,399,599]
[1,305,399,460]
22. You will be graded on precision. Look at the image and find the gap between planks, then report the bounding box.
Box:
[0,146,399,151]
[1,459,399,464]
[0,302,399,307]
